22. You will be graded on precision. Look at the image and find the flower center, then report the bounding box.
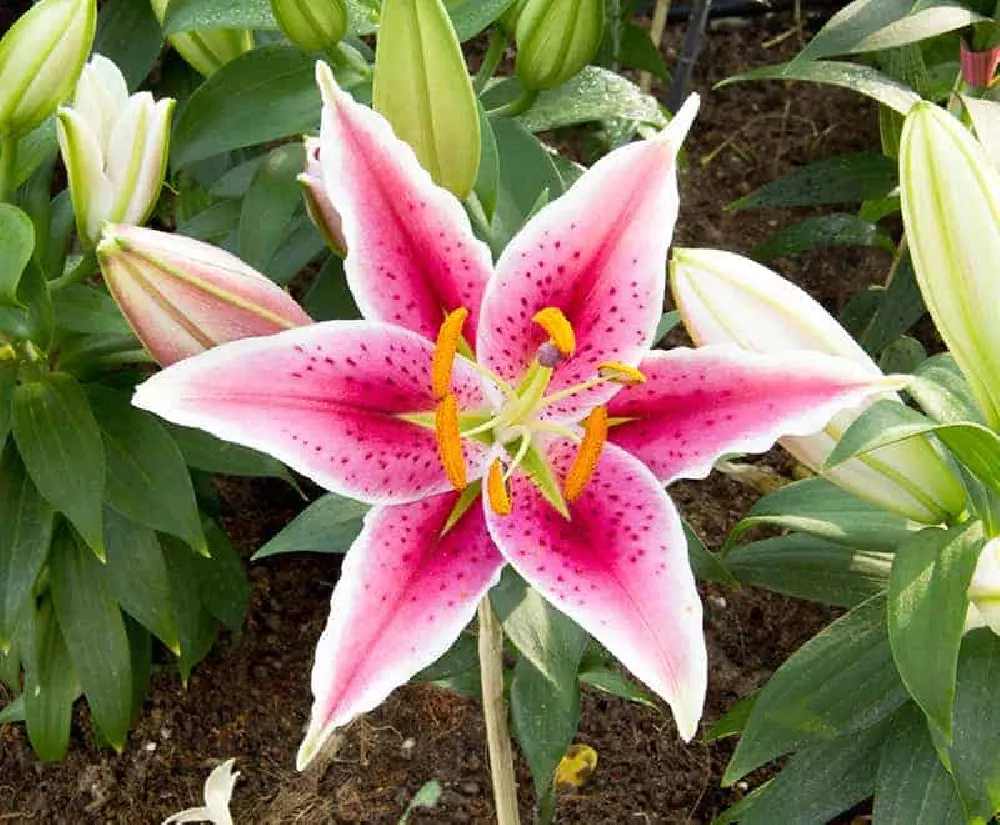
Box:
[429,306,645,516]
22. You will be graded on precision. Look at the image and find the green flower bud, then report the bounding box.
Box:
[150,0,253,77]
[271,0,348,53]
[514,0,604,90]
[0,0,97,137]
[372,0,480,199]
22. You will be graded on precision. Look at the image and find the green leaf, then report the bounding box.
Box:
[345,0,379,35]
[940,629,1000,822]
[473,101,500,223]
[653,310,680,345]
[515,67,667,133]
[171,45,320,168]
[167,422,296,483]
[415,631,479,682]
[124,615,152,724]
[619,23,669,78]
[88,386,206,554]
[102,509,181,654]
[718,720,888,825]
[888,522,984,741]
[263,212,325,284]
[0,204,35,307]
[0,442,54,649]
[0,363,15,452]
[162,0,278,34]
[874,703,966,825]
[752,213,892,261]
[0,259,54,346]
[578,665,657,708]
[12,373,106,557]
[826,399,1000,499]
[719,60,921,115]
[684,522,738,587]
[22,600,77,761]
[858,249,926,356]
[13,119,58,192]
[238,143,306,270]
[52,285,133,336]
[727,476,920,552]
[706,693,758,742]
[0,693,25,725]
[161,536,218,683]
[725,535,892,608]
[95,0,164,91]
[909,353,984,425]
[195,519,250,631]
[302,255,360,321]
[448,0,516,41]
[491,569,588,687]
[252,493,368,559]
[731,153,897,212]
[724,593,906,784]
[49,526,132,750]
[177,198,242,242]
[796,0,982,61]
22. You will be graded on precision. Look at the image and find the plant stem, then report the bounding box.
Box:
[639,0,672,94]
[0,131,16,204]
[486,89,539,120]
[534,782,556,825]
[48,251,98,292]
[465,193,502,260]
[478,597,520,825]
[474,29,508,95]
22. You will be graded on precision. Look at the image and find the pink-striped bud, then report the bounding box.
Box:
[961,40,1000,90]
[299,137,347,256]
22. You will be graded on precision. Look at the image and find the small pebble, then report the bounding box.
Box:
[459,780,480,796]
[144,742,157,753]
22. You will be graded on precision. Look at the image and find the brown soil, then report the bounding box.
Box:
[1,13,891,825]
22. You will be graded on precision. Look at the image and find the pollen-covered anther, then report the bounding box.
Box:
[486,458,513,516]
[431,307,469,399]
[537,341,564,368]
[435,393,466,490]
[532,306,576,356]
[564,406,609,503]
[597,362,647,385]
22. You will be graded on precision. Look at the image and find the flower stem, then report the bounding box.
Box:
[478,597,520,825]
[48,251,99,292]
[474,29,508,95]
[0,131,16,204]
[486,89,539,120]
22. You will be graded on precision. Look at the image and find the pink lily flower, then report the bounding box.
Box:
[133,62,901,769]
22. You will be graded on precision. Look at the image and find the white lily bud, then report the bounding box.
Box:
[900,102,1000,429]
[671,247,966,524]
[967,537,1000,636]
[56,55,174,248]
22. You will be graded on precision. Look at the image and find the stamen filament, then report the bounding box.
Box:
[466,356,517,400]
[533,422,582,443]
[564,406,608,503]
[431,307,469,399]
[487,458,512,516]
[435,394,466,490]
[538,376,610,409]
[505,428,534,479]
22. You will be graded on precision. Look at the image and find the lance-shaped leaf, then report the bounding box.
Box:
[0,204,35,307]
[372,0,480,199]
[900,101,1000,429]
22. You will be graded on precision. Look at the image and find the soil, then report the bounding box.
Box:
[0,12,892,825]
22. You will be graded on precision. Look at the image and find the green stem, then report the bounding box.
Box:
[486,89,539,120]
[0,132,16,204]
[465,192,502,261]
[48,251,99,292]
[326,42,372,80]
[534,783,555,825]
[478,598,521,825]
[474,29,508,95]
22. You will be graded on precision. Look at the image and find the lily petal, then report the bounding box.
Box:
[298,492,504,769]
[607,345,903,484]
[134,321,492,504]
[485,439,706,740]
[316,62,493,344]
[477,96,699,416]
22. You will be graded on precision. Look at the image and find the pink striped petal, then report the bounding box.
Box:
[484,440,706,740]
[133,321,492,504]
[607,346,901,484]
[608,344,899,483]
[477,98,699,417]
[316,62,493,344]
[297,492,504,769]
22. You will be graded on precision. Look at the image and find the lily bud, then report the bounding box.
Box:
[960,40,1000,90]
[299,137,346,256]
[372,0,481,199]
[514,0,604,90]
[0,0,97,137]
[967,537,1000,635]
[97,225,312,366]
[271,0,348,52]
[57,56,174,248]
[901,102,1000,429]
[671,247,967,524]
[149,0,253,77]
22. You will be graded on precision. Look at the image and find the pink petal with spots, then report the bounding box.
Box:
[607,346,900,484]
[297,491,504,769]
[316,62,493,344]
[484,440,706,740]
[133,321,492,504]
[477,97,699,418]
